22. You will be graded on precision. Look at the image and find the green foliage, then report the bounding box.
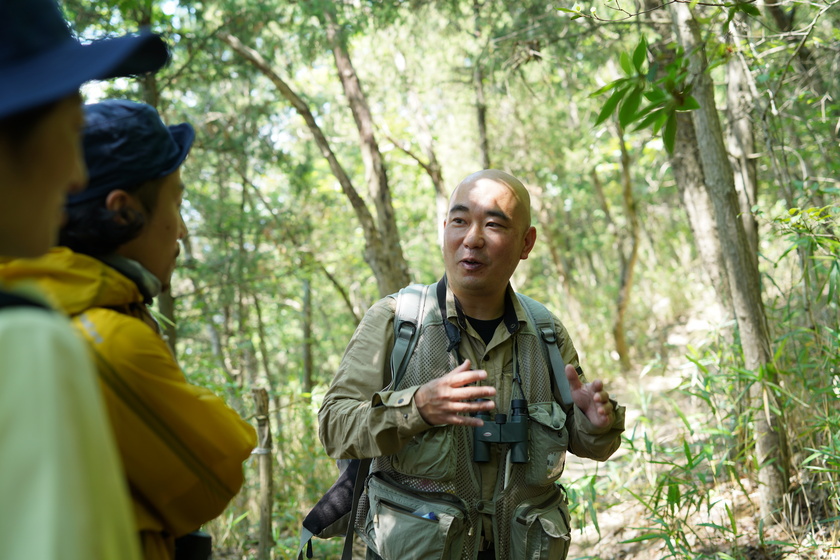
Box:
[590,37,699,152]
[65,0,840,557]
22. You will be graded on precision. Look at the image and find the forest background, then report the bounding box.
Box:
[64,0,839,558]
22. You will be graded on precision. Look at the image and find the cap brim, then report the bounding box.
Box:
[161,122,195,177]
[0,30,168,119]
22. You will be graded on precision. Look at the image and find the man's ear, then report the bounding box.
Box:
[104,189,139,224]
[520,226,537,260]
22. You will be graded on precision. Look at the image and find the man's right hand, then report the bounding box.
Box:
[414,360,496,426]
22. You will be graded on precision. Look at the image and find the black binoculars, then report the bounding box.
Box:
[473,398,529,463]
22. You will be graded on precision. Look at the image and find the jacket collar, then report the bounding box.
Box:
[98,254,161,305]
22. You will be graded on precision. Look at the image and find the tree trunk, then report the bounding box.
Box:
[180,235,243,411]
[726,17,759,256]
[673,111,734,314]
[590,137,638,374]
[253,296,283,460]
[614,129,640,373]
[218,31,410,296]
[670,2,790,523]
[251,388,274,560]
[237,189,259,388]
[302,278,313,394]
[645,0,733,315]
[473,0,491,169]
[322,5,410,294]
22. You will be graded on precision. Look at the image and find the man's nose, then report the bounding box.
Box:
[177,214,187,240]
[463,223,484,247]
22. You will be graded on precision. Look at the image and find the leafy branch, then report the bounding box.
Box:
[588,37,699,152]
[557,0,760,23]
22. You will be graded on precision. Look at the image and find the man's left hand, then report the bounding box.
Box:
[565,364,615,428]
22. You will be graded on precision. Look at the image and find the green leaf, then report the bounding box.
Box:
[590,78,626,97]
[632,37,648,73]
[667,481,681,507]
[678,95,700,111]
[632,102,658,122]
[622,533,665,544]
[619,51,633,76]
[663,112,677,153]
[646,60,659,82]
[739,2,761,16]
[595,85,628,126]
[618,87,643,128]
[644,89,667,103]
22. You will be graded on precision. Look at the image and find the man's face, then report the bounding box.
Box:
[117,170,186,291]
[442,177,536,305]
[0,94,87,257]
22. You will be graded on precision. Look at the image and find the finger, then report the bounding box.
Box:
[444,368,489,388]
[565,364,582,390]
[442,414,486,427]
[448,385,496,401]
[454,359,472,373]
[444,397,495,415]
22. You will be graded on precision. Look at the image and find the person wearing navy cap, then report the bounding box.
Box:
[10,99,258,560]
[0,2,169,559]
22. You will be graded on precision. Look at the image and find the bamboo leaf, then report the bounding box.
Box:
[634,107,665,132]
[679,95,701,111]
[595,85,628,125]
[632,37,648,73]
[590,78,626,97]
[619,51,633,75]
[618,87,643,127]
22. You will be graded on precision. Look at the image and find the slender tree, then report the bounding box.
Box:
[670,1,790,522]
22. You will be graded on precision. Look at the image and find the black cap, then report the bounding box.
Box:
[0,0,169,119]
[68,100,194,205]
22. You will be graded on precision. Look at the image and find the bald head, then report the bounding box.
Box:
[451,169,532,229]
[443,169,537,316]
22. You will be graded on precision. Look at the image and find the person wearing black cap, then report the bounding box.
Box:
[8,99,258,560]
[0,1,170,559]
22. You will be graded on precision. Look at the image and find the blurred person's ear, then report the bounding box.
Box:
[104,189,141,223]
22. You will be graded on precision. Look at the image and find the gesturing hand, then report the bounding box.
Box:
[566,364,615,428]
[414,360,496,427]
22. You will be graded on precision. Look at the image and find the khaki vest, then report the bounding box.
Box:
[357,290,571,560]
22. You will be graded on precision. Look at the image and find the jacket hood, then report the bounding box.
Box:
[0,247,143,316]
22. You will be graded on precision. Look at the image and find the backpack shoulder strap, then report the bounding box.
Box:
[0,290,50,311]
[330,283,429,560]
[517,293,574,409]
[389,283,430,391]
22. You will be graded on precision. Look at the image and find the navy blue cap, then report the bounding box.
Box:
[0,0,169,119]
[68,100,195,205]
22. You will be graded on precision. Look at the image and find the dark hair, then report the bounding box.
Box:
[0,100,59,147]
[58,176,165,256]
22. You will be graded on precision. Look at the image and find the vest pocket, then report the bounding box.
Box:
[525,402,569,486]
[510,488,571,560]
[391,425,456,480]
[362,472,467,560]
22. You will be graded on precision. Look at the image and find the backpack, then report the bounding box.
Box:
[297,283,574,560]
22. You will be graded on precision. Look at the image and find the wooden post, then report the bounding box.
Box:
[252,388,274,559]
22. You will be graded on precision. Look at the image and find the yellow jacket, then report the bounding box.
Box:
[6,248,257,560]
